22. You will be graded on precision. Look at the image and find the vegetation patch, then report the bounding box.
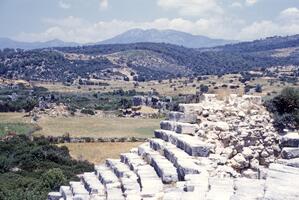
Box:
[0,122,40,137]
[0,135,93,200]
[265,87,299,131]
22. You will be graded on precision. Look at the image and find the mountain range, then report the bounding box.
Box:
[98,29,236,48]
[0,29,236,50]
[0,38,79,50]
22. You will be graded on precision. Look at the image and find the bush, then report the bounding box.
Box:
[265,87,299,131]
[255,84,262,93]
[0,136,93,199]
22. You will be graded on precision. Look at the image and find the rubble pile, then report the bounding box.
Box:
[185,94,281,177]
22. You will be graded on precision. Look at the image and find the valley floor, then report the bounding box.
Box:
[58,142,143,164]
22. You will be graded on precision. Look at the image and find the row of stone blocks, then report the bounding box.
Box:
[278,132,299,168]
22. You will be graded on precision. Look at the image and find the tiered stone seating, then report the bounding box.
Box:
[160,120,200,135]
[81,172,105,198]
[69,181,90,199]
[94,165,124,200]
[149,138,204,180]
[120,152,164,199]
[138,143,178,184]
[105,159,141,199]
[154,129,214,157]
[279,132,299,169]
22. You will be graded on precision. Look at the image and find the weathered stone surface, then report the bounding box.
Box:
[69,181,89,197]
[206,178,234,200]
[277,158,299,168]
[167,111,197,123]
[154,130,214,157]
[214,121,230,131]
[264,164,299,200]
[138,143,178,183]
[176,122,200,135]
[47,192,62,200]
[81,172,105,196]
[281,132,299,147]
[231,178,265,200]
[281,147,299,159]
[59,186,73,200]
[179,103,203,114]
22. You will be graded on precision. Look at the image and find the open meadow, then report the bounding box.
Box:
[58,142,143,164]
[0,112,160,138]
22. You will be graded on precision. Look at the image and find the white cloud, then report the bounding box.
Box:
[245,0,258,6]
[58,1,71,9]
[231,2,243,8]
[99,0,108,9]
[157,0,223,17]
[14,6,299,43]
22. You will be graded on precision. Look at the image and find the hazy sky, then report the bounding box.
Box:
[0,0,298,43]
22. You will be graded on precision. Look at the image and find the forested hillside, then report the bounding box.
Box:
[0,35,298,82]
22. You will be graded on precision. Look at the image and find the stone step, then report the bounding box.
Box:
[81,172,105,197]
[184,172,210,200]
[149,138,204,180]
[281,132,299,147]
[94,165,124,200]
[59,186,73,200]
[120,152,164,199]
[138,143,178,184]
[281,147,299,159]
[264,163,299,200]
[48,192,62,200]
[160,120,200,136]
[178,103,203,114]
[69,181,90,199]
[167,111,197,123]
[154,129,214,157]
[277,158,299,168]
[105,159,141,198]
[231,178,265,200]
[206,178,234,200]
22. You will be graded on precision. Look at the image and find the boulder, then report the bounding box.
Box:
[214,121,230,131]
[281,147,299,159]
[231,153,249,170]
[281,132,299,147]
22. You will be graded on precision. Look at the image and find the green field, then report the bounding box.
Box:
[0,113,161,138]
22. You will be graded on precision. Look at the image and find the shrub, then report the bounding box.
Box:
[265,87,299,131]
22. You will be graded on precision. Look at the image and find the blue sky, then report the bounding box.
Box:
[0,0,299,43]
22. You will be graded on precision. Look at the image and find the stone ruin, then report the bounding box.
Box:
[48,94,299,200]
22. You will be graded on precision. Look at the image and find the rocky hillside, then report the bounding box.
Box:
[0,35,299,82]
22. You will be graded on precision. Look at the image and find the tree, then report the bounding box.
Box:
[42,168,66,190]
[200,84,209,93]
[255,84,262,93]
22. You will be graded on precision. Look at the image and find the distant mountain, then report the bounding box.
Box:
[99,29,236,48]
[0,38,80,50]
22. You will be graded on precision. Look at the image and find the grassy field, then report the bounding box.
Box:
[0,113,160,138]
[34,116,160,138]
[58,142,143,164]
